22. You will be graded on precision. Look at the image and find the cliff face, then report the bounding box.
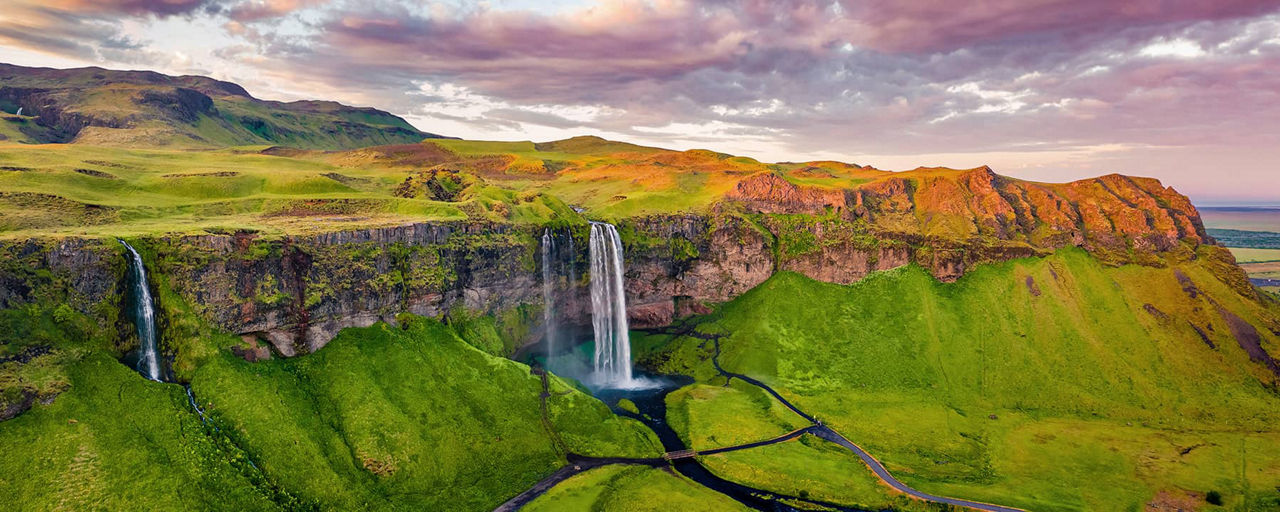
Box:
[731,168,1207,254]
[0,239,122,320]
[728,167,1209,279]
[0,168,1229,360]
[144,223,538,357]
[616,215,774,327]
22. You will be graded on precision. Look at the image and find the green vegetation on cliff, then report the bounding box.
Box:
[1,63,1270,512]
[192,316,659,510]
[644,248,1280,511]
[0,311,659,511]
[0,354,279,511]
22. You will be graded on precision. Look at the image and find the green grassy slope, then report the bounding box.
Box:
[190,317,660,510]
[0,353,280,511]
[523,465,751,512]
[643,248,1280,511]
[0,64,440,149]
[664,381,922,510]
[0,134,863,237]
[0,311,659,511]
[0,143,584,237]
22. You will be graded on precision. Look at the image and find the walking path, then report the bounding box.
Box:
[702,333,1025,512]
[494,367,825,511]
[497,331,1025,512]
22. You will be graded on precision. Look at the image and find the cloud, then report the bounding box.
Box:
[226,0,325,22]
[842,0,1280,53]
[41,0,219,17]
[2,0,1280,201]
[0,6,146,60]
[0,0,222,62]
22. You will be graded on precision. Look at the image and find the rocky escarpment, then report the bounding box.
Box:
[612,215,775,327]
[727,168,1210,281]
[0,239,126,419]
[145,223,540,357]
[0,167,1236,361]
[0,238,122,322]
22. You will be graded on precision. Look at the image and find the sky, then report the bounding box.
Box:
[1,1,1279,205]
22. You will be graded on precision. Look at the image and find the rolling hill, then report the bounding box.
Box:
[0,64,445,149]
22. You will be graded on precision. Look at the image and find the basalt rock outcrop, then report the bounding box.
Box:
[726,172,850,214]
[0,238,122,319]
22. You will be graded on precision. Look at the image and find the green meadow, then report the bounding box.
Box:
[523,464,750,512]
[0,313,660,511]
[0,137,883,237]
[0,142,584,238]
[0,353,279,511]
[642,248,1280,511]
[1231,248,1280,263]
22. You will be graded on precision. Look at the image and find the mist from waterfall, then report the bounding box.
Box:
[588,222,634,387]
[120,240,162,382]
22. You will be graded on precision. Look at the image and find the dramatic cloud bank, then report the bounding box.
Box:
[1,0,1278,203]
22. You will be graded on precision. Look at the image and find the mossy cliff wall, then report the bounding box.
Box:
[0,239,126,347]
[0,197,1239,359]
[143,222,538,357]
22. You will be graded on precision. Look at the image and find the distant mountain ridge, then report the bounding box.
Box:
[0,63,446,149]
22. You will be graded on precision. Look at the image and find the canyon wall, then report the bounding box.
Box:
[0,171,1226,359]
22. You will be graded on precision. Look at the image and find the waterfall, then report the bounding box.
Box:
[566,232,577,291]
[120,240,162,382]
[588,222,633,387]
[540,229,558,367]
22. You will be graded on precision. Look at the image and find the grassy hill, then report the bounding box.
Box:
[0,310,659,510]
[523,465,751,512]
[0,64,443,149]
[640,248,1280,511]
[0,135,1207,265]
[0,143,584,237]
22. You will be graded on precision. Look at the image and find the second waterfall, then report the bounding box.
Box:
[588,222,635,388]
[120,240,163,382]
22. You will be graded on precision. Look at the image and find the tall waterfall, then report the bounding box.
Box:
[120,240,162,382]
[540,229,558,367]
[588,222,633,387]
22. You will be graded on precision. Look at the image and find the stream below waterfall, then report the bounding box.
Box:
[531,223,866,510]
[593,372,868,512]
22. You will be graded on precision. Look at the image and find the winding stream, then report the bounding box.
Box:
[501,331,1025,512]
[597,378,866,512]
[499,365,866,511]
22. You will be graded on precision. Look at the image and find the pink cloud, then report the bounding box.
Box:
[845,0,1280,52]
[2,0,1280,201]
